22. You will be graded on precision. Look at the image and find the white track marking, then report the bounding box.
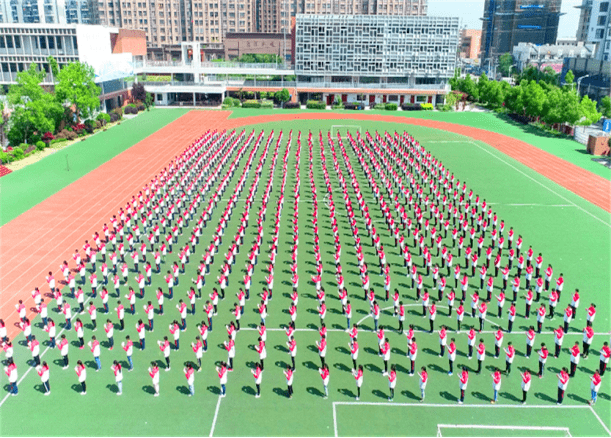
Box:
[209,395,223,437]
[437,424,572,437]
[467,141,611,229]
[487,203,575,208]
[332,401,339,438]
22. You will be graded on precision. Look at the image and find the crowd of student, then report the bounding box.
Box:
[0,127,607,407]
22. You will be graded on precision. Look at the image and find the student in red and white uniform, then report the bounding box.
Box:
[352,365,364,400]
[570,289,580,318]
[599,342,611,376]
[554,325,565,358]
[115,301,125,331]
[491,367,502,404]
[251,362,263,398]
[525,326,536,359]
[149,361,160,396]
[586,303,596,328]
[536,304,546,334]
[387,365,397,401]
[417,366,428,401]
[582,326,594,358]
[504,342,515,376]
[36,361,51,396]
[283,364,295,399]
[122,336,134,371]
[557,367,569,404]
[224,336,236,371]
[447,338,457,376]
[408,337,418,375]
[456,301,465,332]
[523,289,533,319]
[493,328,504,359]
[255,337,267,370]
[111,360,123,396]
[520,369,531,404]
[158,336,171,371]
[590,370,602,405]
[439,325,448,357]
[569,341,580,377]
[537,343,549,378]
[58,334,69,368]
[458,367,469,404]
[15,300,26,323]
[183,363,195,397]
[46,272,56,294]
[318,363,330,399]
[75,360,87,395]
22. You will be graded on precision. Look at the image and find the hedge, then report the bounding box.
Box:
[402,103,422,111]
[306,100,326,110]
[421,103,434,111]
[96,113,111,124]
[385,103,398,111]
[242,100,261,109]
[284,102,300,109]
[35,141,46,151]
[0,151,14,163]
[374,103,386,110]
[344,102,362,110]
[260,100,274,109]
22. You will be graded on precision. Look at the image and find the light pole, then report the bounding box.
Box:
[577,74,591,96]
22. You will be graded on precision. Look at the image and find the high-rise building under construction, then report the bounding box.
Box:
[480,0,562,64]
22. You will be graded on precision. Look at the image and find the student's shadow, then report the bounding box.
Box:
[422,347,438,357]
[275,360,289,369]
[107,383,120,394]
[273,387,287,398]
[71,384,83,394]
[439,391,455,401]
[364,347,378,356]
[428,364,445,374]
[401,389,421,401]
[142,385,155,395]
[471,391,489,402]
[242,385,256,396]
[85,360,97,370]
[534,392,556,403]
[207,385,221,395]
[500,391,520,402]
[339,388,356,398]
[34,383,47,394]
[568,393,589,404]
[303,361,319,370]
[274,345,289,353]
[307,345,319,353]
[372,389,388,400]
[307,386,325,397]
[334,362,351,372]
[364,363,382,373]
[336,346,350,355]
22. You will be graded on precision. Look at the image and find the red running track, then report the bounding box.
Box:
[1,110,608,340]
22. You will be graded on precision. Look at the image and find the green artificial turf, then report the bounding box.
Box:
[0,119,609,437]
[0,108,190,227]
[228,108,611,180]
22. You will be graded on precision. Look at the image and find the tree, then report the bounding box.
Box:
[47,56,59,79]
[132,82,147,102]
[274,88,290,107]
[7,64,62,144]
[145,92,154,110]
[599,96,611,118]
[55,62,101,121]
[577,95,602,126]
[505,82,526,115]
[541,87,564,125]
[498,53,514,77]
[523,80,546,119]
[477,73,489,102]
[558,90,582,126]
[564,70,575,90]
[461,74,478,101]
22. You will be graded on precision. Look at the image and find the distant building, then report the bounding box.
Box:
[0,24,146,110]
[224,32,292,62]
[512,41,597,71]
[575,0,610,61]
[0,0,97,24]
[562,57,610,103]
[459,29,482,59]
[480,0,562,68]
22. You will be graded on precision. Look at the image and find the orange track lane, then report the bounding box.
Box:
[0,110,608,340]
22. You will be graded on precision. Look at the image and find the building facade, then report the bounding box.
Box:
[459,29,482,59]
[512,41,596,72]
[575,0,610,61]
[0,0,97,24]
[0,24,146,109]
[480,0,562,66]
[224,32,291,61]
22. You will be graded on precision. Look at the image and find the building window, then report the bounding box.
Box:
[596,28,605,38]
[600,2,609,12]
[597,16,606,25]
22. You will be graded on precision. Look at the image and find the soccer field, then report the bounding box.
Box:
[0,116,609,437]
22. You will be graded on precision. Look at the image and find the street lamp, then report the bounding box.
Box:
[577,74,591,96]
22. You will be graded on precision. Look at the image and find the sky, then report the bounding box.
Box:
[427,0,583,39]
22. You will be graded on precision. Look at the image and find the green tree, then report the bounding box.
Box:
[274,88,290,107]
[145,92,155,110]
[487,80,509,108]
[541,87,564,125]
[505,82,526,114]
[498,53,514,77]
[461,74,478,100]
[132,82,146,102]
[577,95,602,126]
[523,80,546,119]
[558,90,582,126]
[47,56,59,78]
[564,70,575,90]
[599,96,611,118]
[477,73,489,102]
[55,62,101,121]
[7,64,62,144]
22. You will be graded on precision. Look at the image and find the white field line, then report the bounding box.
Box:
[332,402,590,438]
[589,405,611,436]
[466,141,611,229]
[209,394,223,437]
[487,203,576,208]
[437,424,571,431]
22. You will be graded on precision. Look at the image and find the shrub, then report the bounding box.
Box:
[138,105,146,112]
[42,131,54,143]
[241,100,261,108]
[231,97,241,106]
[24,145,36,154]
[19,143,28,150]
[385,103,398,111]
[284,102,300,109]
[66,131,78,141]
[96,113,111,123]
[223,97,235,107]
[331,102,344,109]
[306,100,326,110]
[50,138,68,145]
[109,112,120,122]
[112,107,123,119]
[0,151,14,163]
[35,141,46,151]
[344,103,362,110]
[83,119,96,134]
[260,100,274,109]
[374,103,386,110]
[13,148,24,160]
[421,103,434,111]
[402,103,422,111]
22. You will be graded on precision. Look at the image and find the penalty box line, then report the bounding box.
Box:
[332,402,608,438]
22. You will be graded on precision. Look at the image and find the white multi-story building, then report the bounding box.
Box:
[0,0,97,24]
[576,0,610,61]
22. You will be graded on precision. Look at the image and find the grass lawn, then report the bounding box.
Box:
[228,108,611,180]
[0,108,190,227]
[0,118,608,437]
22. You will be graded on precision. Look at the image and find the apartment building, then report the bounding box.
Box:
[459,29,482,59]
[258,0,427,34]
[0,0,97,24]
[576,0,610,61]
